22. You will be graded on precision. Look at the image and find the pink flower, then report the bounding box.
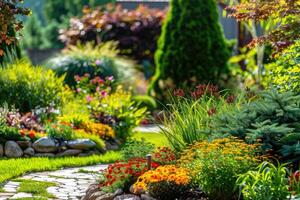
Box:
[173,89,185,97]
[74,75,81,82]
[106,76,114,81]
[86,95,92,103]
[101,91,108,97]
[76,88,81,93]
[96,86,100,92]
[95,59,103,66]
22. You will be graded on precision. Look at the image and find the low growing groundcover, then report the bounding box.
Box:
[0,151,122,184]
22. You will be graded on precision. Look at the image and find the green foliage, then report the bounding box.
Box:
[0,61,66,113]
[236,162,290,200]
[133,95,157,112]
[91,87,147,140]
[121,139,155,160]
[22,13,44,50]
[45,123,74,141]
[265,41,300,94]
[149,0,230,102]
[0,152,122,184]
[42,21,64,49]
[148,181,190,200]
[45,42,138,87]
[210,90,300,163]
[0,125,21,143]
[161,90,243,153]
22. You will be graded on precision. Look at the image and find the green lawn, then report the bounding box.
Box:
[0,151,122,184]
[132,131,169,147]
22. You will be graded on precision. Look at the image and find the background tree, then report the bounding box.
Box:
[22,13,44,50]
[0,0,29,58]
[149,0,230,102]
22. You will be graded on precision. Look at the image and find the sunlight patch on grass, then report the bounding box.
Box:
[132,131,169,147]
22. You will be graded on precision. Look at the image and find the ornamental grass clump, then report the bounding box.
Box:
[179,137,262,200]
[134,165,190,200]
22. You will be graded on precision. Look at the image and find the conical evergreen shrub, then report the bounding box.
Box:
[149,0,230,103]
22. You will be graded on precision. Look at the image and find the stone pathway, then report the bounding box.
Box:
[0,165,108,200]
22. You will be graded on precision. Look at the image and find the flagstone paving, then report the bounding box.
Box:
[0,165,108,200]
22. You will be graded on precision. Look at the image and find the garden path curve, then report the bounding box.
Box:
[0,164,108,200]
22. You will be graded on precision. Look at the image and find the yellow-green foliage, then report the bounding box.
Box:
[59,96,90,123]
[0,60,67,112]
[264,41,300,94]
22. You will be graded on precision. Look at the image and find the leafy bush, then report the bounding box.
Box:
[99,158,160,193]
[236,162,290,200]
[180,137,261,200]
[45,122,74,141]
[265,40,300,94]
[91,86,147,140]
[0,125,22,143]
[133,95,157,112]
[45,42,138,87]
[210,90,300,163]
[121,139,155,161]
[149,0,230,103]
[134,165,190,200]
[161,84,243,153]
[60,5,165,65]
[0,61,66,113]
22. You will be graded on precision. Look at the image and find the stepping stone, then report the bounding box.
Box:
[11,192,33,199]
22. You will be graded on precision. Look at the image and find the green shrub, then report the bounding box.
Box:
[149,0,230,103]
[236,162,290,200]
[265,40,300,94]
[210,90,300,163]
[0,125,21,143]
[45,42,138,87]
[45,123,74,141]
[91,87,147,141]
[133,95,157,112]
[121,139,155,160]
[0,61,66,113]
[180,138,261,200]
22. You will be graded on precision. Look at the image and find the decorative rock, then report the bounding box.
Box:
[88,191,106,200]
[113,194,141,200]
[5,141,23,158]
[32,137,57,153]
[57,149,82,157]
[67,139,96,150]
[105,141,119,151]
[130,185,145,195]
[23,147,35,156]
[141,194,157,200]
[0,144,3,156]
[16,141,32,149]
[34,153,55,157]
[113,189,123,196]
[95,193,115,200]
[85,184,100,199]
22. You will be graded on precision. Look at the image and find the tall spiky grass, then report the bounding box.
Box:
[160,92,245,153]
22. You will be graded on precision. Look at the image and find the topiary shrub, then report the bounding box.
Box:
[0,60,66,113]
[148,0,230,103]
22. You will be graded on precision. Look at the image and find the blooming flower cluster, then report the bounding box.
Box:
[179,137,262,164]
[153,147,176,165]
[100,158,160,189]
[19,129,42,140]
[133,165,190,191]
[79,121,115,140]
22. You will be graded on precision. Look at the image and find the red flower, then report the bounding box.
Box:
[173,89,185,97]
[28,130,35,139]
[19,130,26,137]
